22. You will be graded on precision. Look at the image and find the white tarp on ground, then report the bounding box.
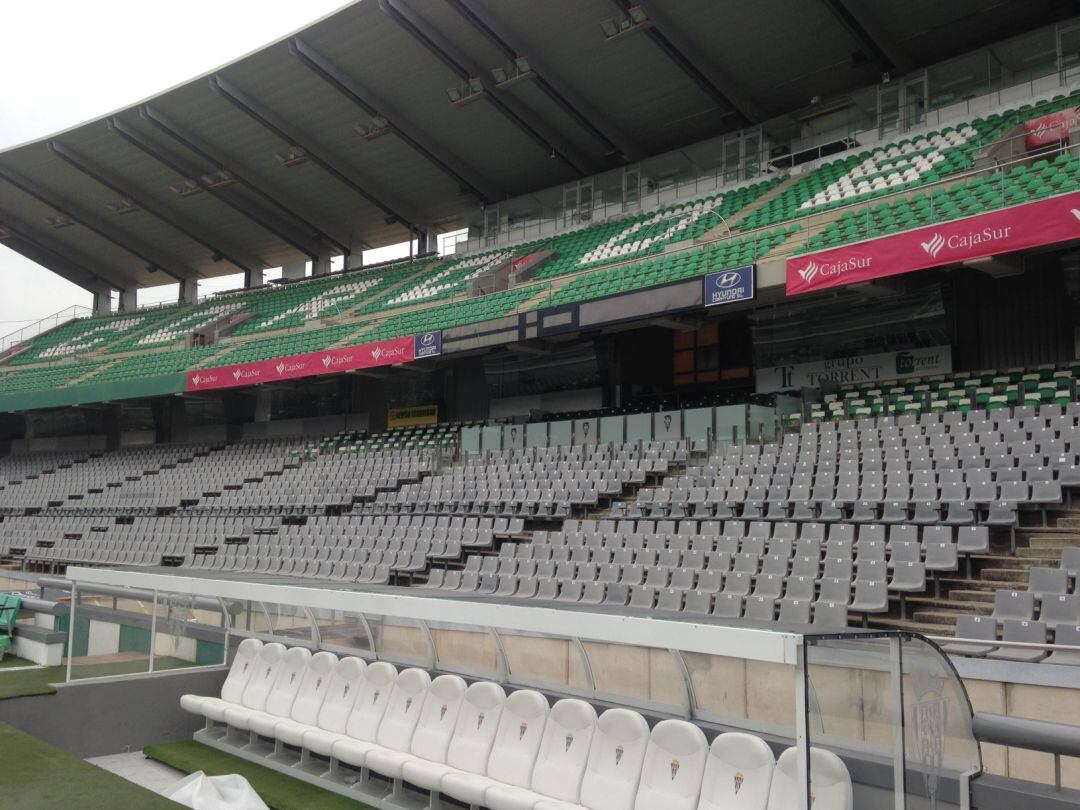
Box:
[160,770,269,810]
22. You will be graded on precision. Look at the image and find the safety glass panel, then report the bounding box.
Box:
[683,651,797,735]
[151,590,228,670]
[429,622,500,679]
[309,608,373,656]
[365,614,431,667]
[499,630,591,691]
[581,640,688,714]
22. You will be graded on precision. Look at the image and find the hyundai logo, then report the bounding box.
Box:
[420,332,435,346]
[715,271,742,288]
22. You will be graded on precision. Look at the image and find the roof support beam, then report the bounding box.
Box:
[288,37,501,203]
[377,0,596,176]
[444,0,645,163]
[141,105,351,255]
[209,75,421,233]
[0,166,190,283]
[47,140,264,277]
[607,0,764,125]
[818,0,915,74]
[0,210,132,292]
[110,115,322,261]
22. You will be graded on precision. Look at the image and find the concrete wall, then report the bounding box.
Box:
[0,666,225,758]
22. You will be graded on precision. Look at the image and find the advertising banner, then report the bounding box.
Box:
[785,191,1080,295]
[756,345,953,393]
[387,404,439,428]
[703,265,755,307]
[413,330,442,359]
[186,335,416,392]
[1026,109,1077,149]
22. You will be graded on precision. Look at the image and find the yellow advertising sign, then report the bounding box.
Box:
[387,404,439,428]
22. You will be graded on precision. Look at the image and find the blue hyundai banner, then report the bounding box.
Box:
[413,330,442,359]
[703,265,755,307]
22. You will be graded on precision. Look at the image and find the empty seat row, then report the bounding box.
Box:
[181,639,853,809]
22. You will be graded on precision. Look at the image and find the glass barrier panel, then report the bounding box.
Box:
[581,640,688,714]
[806,636,899,810]
[310,608,373,657]
[499,630,590,692]
[68,585,152,680]
[151,590,228,670]
[901,636,982,810]
[683,651,797,735]
[260,601,315,645]
[429,621,500,679]
[366,614,431,667]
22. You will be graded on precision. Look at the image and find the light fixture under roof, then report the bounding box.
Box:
[599,6,651,41]
[446,78,485,106]
[170,179,202,198]
[492,56,536,89]
[354,115,391,141]
[276,146,308,167]
[107,199,137,216]
[202,170,234,188]
[44,215,75,229]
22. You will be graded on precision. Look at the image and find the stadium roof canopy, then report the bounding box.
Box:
[0,0,1071,295]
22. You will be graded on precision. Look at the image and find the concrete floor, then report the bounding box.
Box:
[87,750,187,796]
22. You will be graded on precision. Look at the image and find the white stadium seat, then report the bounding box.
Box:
[697,732,776,810]
[440,688,550,805]
[533,707,650,810]
[206,642,284,724]
[303,659,390,757]
[335,666,430,767]
[766,747,853,810]
[178,643,856,810]
[271,650,338,747]
[485,698,598,809]
[179,637,262,717]
[401,679,506,791]
[364,673,467,779]
[633,719,709,810]
[239,645,312,735]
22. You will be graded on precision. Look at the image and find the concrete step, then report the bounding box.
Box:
[871,616,956,636]
[1014,547,1063,561]
[914,605,992,625]
[978,567,1030,584]
[946,589,996,604]
[1027,535,1080,549]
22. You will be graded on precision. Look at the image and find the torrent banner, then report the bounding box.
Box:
[186,335,416,392]
[785,190,1080,296]
[756,345,952,393]
[1026,109,1077,149]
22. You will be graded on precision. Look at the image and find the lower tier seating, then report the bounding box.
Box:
[181,638,854,810]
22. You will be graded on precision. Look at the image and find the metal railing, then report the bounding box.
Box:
[0,305,92,354]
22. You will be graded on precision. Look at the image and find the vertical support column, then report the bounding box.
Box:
[180,277,199,304]
[794,640,810,810]
[92,288,113,315]
[889,638,908,809]
[281,261,306,281]
[119,288,138,312]
[65,582,76,683]
[346,245,365,271]
[312,249,332,277]
[149,589,159,674]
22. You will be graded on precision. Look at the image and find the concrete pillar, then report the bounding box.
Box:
[92,288,113,315]
[119,288,138,312]
[346,247,364,271]
[180,277,199,304]
[421,227,439,255]
[312,249,332,277]
[281,261,306,281]
[244,267,263,289]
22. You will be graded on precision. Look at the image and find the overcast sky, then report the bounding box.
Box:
[0,0,404,331]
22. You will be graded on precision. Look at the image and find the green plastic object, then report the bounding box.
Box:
[0,593,22,658]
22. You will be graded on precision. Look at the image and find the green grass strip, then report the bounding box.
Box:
[0,655,35,670]
[0,720,178,809]
[144,739,376,810]
[0,656,196,700]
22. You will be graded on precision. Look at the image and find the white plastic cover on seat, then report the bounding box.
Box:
[240,646,312,735]
[180,638,262,717]
[766,747,852,810]
[366,673,467,779]
[206,642,284,724]
[272,650,338,746]
[485,698,597,810]
[697,732,775,810]
[401,680,506,791]
[633,719,708,810]
[440,688,549,806]
[303,658,387,757]
[534,708,650,810]
[334,666,429,767]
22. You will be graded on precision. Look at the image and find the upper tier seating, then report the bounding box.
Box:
[181,640,854,810]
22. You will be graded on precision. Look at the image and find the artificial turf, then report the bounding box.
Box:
[0,654,35,669]
[0,719,178,809]
[0,656,194,700]
[145,739,376,810]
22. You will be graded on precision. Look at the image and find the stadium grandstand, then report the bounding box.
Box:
[4,1,1080,808]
